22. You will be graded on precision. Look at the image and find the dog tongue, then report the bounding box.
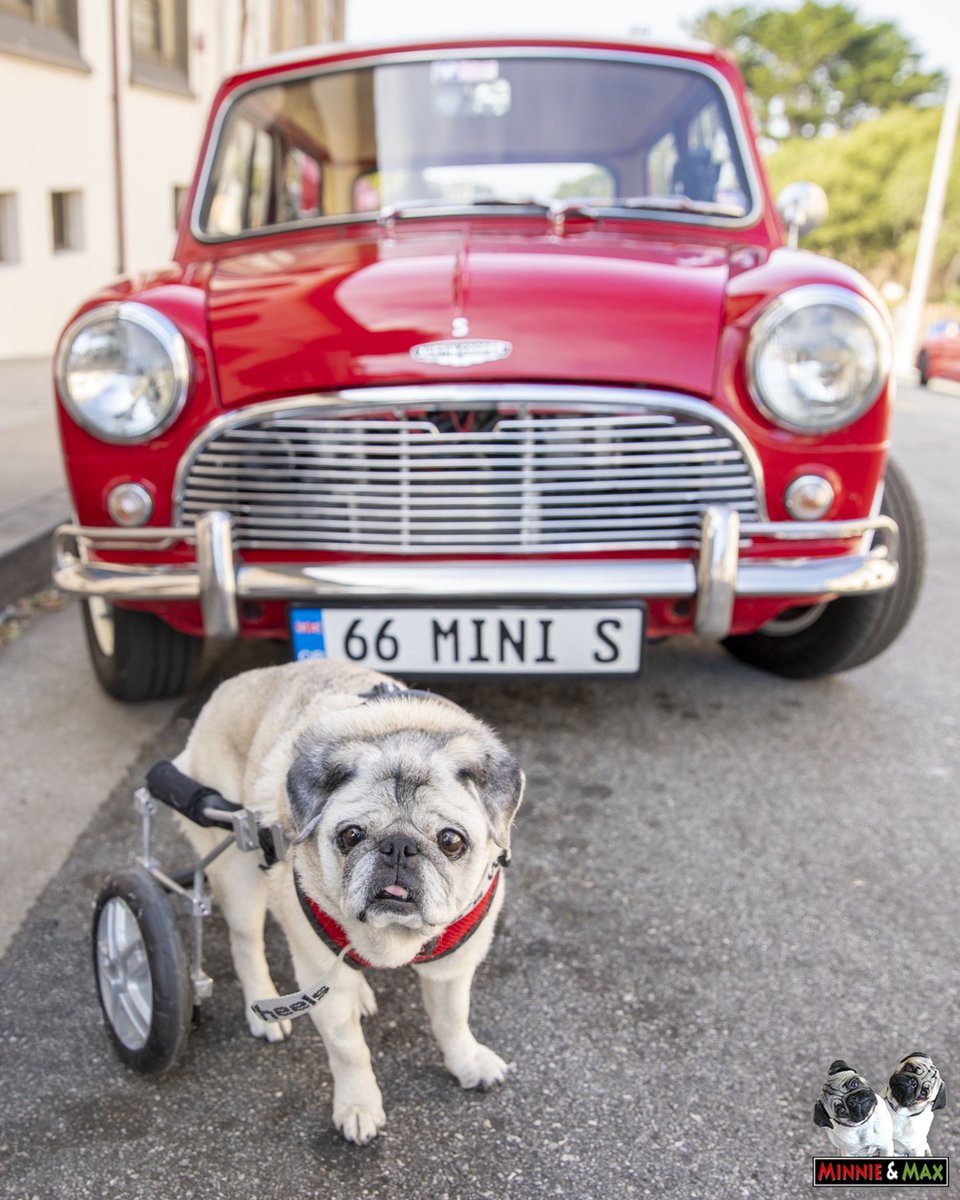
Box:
[383,884,409,899]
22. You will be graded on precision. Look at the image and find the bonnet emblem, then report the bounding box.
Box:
[410,339,512,367]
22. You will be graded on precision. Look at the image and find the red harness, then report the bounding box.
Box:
[295,870,501,970]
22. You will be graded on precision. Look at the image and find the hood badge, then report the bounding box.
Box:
[410,338,512,368]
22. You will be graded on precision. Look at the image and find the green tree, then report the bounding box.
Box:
[765,106,960,298]
[687,2,943,138]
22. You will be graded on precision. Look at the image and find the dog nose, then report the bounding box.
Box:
[847,1089,875,1120]
[893,1073,919,1100]
[377,835,420,863]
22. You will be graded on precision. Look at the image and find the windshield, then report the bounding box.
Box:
[199,53,754,236]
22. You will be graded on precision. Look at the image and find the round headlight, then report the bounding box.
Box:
[746,285,890,433]
[56,301,191,443]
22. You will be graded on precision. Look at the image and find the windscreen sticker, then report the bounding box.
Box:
[430,59,501,84]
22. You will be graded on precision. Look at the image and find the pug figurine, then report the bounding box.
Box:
[882,1053,946,1157]
[814,1060,894,1156]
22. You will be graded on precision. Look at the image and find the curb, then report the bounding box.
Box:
[0,525,58,610]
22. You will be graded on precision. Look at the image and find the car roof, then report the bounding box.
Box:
[224,34,733,87]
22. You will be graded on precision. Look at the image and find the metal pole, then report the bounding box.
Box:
[109,0,126,276]
[895,64,960,375]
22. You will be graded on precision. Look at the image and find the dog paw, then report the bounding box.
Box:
[449,1044,509,1091]
[357,977,378,1019]
[334,1101,386,1145]
[247,1010,292,1042]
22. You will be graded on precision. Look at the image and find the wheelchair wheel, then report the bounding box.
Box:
[92,868,192,1075]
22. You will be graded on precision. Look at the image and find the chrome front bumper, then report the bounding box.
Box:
[53,508,899,642]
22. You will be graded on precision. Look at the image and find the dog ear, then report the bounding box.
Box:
[286,743,355,841]
[814,1100,834,1128]
[828,1060,853,1076]
[933,1082,947,1111]
[458,744,525,860]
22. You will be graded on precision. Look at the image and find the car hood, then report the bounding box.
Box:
[207,225,733,406]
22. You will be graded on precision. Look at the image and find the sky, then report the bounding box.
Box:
[345,0,958,74]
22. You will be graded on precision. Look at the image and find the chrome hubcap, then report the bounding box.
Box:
[759,602,829,637]
[96,897,153,1050]
[88,597,116,657]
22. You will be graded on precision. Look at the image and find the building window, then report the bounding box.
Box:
[0,0,77,37]
[0,193,20,264]
[130,0,190,95]
[51,190,83,252]
[271,0,344,54]
[0,0,86,70]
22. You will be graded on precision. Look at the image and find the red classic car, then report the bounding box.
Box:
[917,319,960,386]
[52,36,923,699]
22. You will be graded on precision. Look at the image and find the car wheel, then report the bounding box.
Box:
[722,458,924,679]
[92,868,192,1075]
[81,598,203,701]
[917,351,930,386]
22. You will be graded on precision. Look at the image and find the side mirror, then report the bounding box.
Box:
[776,182,829,249]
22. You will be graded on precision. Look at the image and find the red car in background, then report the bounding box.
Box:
[51,37,923,699]
[917,319,960,385]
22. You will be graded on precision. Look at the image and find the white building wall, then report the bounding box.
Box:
[0,7,118,358]
[0,0,337,360]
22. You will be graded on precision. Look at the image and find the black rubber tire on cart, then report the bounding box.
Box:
[721,458,924,679]
[917,351,930,387]
[92,868,192,1076]
[81,598,203,701]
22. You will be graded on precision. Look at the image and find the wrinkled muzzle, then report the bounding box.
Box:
[889,1072,921,1107]
[365,833,424,906]
[844,1088,877,1124]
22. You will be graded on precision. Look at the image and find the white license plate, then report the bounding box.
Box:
[289,606,644,675]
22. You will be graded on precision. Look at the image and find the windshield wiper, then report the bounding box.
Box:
[610,195,745,217]
[378,197,603,224]
[466,195,552,210]
[379,196,551,223]
[379,193,740,224]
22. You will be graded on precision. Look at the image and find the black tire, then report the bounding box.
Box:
[917,351,930,387]
[722,458,924,679]
[92,868,192,1075]
[81,598,203,701]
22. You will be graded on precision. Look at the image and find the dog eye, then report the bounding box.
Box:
[437,829,467,858]
[336,825,365,853]
[844,1079,859,1091]
[920,1087,929,1098]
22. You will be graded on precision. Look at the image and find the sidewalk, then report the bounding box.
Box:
[0,357,71,607]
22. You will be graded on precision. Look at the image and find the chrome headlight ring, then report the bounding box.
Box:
[746,284,890,434]
[56,301,192,444]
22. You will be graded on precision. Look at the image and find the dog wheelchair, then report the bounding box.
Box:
[92,762,288,1075]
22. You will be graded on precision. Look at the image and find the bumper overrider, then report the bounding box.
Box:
[53,507,899,642]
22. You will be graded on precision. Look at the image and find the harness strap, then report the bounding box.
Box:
[295,869,501,970]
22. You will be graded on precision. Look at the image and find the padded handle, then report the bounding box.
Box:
[145,761,239,828]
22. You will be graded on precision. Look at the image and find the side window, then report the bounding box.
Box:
[204,119,324,234]
[647,131,678,197]
[205,121,276,234]
[206,119,254,235]
[645,99,748,213]
[281,147,323,222]
[245,127,274,229]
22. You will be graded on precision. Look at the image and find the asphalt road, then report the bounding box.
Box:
[0,382,957,1200]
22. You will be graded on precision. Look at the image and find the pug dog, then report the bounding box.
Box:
[169,658,524,1144]
[882,1053,946,1156]
[814,1060,894,1156]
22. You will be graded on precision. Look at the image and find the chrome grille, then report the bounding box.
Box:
[178,395,763,554]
